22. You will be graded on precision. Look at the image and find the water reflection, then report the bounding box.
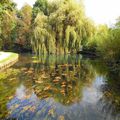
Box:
[30,55,95,105]
[7,83,103,120]
[0,54,119,120]
[90,60,120,120]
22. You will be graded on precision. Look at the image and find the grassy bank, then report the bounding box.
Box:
[0,52,19,70]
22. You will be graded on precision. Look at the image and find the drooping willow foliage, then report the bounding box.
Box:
[32,0,95,55]
[31,13,56,55]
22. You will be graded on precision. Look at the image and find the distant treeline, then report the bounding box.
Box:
[0,0,120,62]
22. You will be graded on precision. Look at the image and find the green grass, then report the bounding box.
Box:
[0,52,18,64]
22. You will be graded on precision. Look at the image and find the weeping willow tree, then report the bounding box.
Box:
[32,13,56,55]
[32,0,95,55]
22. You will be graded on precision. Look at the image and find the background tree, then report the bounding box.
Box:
[32,0,48,20]
[0,0,16,50]
[15,4,32,50]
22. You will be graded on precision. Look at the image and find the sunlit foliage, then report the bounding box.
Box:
[32,0,48,20]
[87,18,120,62]
[32,0,95,55]
[16,4,32,49]
[0,0,16,50]
[99,20,120,62]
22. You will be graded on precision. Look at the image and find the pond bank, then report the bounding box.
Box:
[0,52,19,71]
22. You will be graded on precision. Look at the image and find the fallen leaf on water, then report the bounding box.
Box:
[44,86,51,91]
[21,68,27,71]
[13,104,19,109]
[55,76,61,80]
[35,80,43,84]
[61,85,66,88]
[8,96,13,100]
[9,78,16,81]
[41,74,48,79]
[32,60,40,63]
[51,88,58,92]
[58,115,65,120]
[22,106,31,112]
[66,100,70,104]
[35,89,42,93]
[42,95,49,99]
[61,64,68,67]
[29,106,36,112]
[29,68,34,71]
[53,79,59,82]
[61,82,66,85]
[27,70,33,74]
[62,73,67,76]
[51,73,56,77]
[68,85,72,89]
[48,109,55,116]
[60,90,65,95]
[25,71,28,74]
[33,77,37,80]
[24,94,31,99]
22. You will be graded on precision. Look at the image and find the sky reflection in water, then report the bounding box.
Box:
[0,54,119,120]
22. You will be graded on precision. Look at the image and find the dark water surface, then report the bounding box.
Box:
[0,54,120,120]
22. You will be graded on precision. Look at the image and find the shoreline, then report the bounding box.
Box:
[0,52,19,71]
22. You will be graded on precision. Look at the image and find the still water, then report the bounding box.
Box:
[0,54,120,120]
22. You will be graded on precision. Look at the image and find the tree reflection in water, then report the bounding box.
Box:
[90,60,120,120]
[0,55,120,120]
[32,55,95,105]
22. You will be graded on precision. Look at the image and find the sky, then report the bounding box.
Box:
[13,0,120,25]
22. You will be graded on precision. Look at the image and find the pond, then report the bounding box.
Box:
[0,54,120,120]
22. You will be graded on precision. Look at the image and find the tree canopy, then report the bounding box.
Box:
[32,0,95,55]
[0,0,16,49]
[16,4,32,49]
[0,0,119,63]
